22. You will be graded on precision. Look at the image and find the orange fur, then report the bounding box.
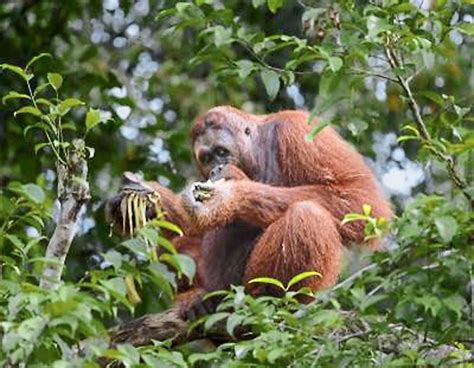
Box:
[109,106,393,311]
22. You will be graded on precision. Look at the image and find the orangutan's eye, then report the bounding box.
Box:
[215,146,229,158]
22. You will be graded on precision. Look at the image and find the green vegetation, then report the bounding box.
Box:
[0,1,472,366]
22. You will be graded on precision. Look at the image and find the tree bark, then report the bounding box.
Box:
[40,139,90,289]
[110,308,189,346]
[109,308,470,364]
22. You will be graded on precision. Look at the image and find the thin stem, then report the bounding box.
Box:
[55,89,67,160]
[350,67,399,83]
[383,40,472,206]
[331,263,378,291]
[470,265,473,333]
[26,79,66,165]
[237,40,317,76]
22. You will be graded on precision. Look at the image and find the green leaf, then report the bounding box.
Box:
[442,295,466,318]
[173,254,196,281]
[5,234,24,249]
[195,0,214,5]
[47,73,63,90]
[252,0,266,7]
[418,91,444,105]
[17,316,47,341]
[261,69,280,100]
[267,0,283,13]
[175,2,204,19]
[362,204,372,216]
[306,106,320,127]
[121,238,148,257]
[287,271,322,290]
[24,214,45,230]
[23,184,45,204]
[58,98,84,115]
[360,294,388,311]
[328,56,343,72]
[204,312,229,331]
[147,262,177,297]
[188,352,221,365]
[392,3,415,13]
[415,295,441,317]
[29,256,63,266]
[0,197,15,217]
[85,108,101,132]
[34,143,49,154]
[153,220,184,236]
[0,64,33,81]
[25,53,52,70]
[315,70,346,113]
[2,91,31,104]
[23,122,52,137]
[138,227,159,244]
[203,290,230,301]
[267,348,287,364]
[34,82,51,96]
[101,277,127,296]
[213,25,233,47]
[397,135,418,143]
[9,183,45,204]
[366,15,392,40]
[304,121,330,141]
[434,215,458,243]
[248,277,285,290]
[341,213,367,225]
[156,236,177,254]
[226,314,244,336]
[102,249,123,270]
[457,22,474,36]
[156,8,177,21]
[236,60,255,79]
[14,106,42,117]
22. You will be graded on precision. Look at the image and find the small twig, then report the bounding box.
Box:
[337,329,371,343]
[470,265,473,333]
[447,357,474,367]
[367,283,384,297]
[350,67,399,83]
[310,346,325,368]
[406,65,425,84]
[297,0,308,9]
[26,79,66,165]
[331,263,378,291]
[368,54,391,64]
[383,40,472,206]
[237,40,317,76]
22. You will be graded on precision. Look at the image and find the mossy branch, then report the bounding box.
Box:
[40,139,90,289]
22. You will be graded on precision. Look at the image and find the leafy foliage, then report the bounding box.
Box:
[0,55,195,366]
[0,0,472,367]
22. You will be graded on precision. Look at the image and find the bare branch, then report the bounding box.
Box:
[350,68,399,83]
[40,139,90,289]
[330,263,378,291]
[237,40,317,76]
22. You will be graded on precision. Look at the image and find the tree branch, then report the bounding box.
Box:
[331,263,378,291]
[110,308,188,346]
[108,305,471,366]
[40,139,90,289]
[350,67,399,83]
[383,42,473,207]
